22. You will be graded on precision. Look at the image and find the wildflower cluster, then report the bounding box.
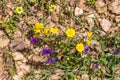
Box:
[10,3,120,80]
[42,47,59,63]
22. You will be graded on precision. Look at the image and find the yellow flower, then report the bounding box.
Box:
[33,34,39,38]
[15,7,23,14]
[49,5,56,12]
[43,28,50,35]
[2,22,6,27]
[76,43,84,52]
[86,39,91,46]
[87,32,93,37]
[33,22,44,33]
[74,78,78,80]
[34,22,44,29]
[50,27,58,34]
[66,28,75,37]
[66,57,70,61]
[34,29,41,33]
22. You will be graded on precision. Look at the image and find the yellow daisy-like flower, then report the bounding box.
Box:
[15,7,23,14]
[50,27,58,34]
[34,29,41,33]
[49,5,56,12]
[87,31,93,37]
[76,43,84,52]
[43,28,50,35]
[66,28,76,37]
[33,22,44,33]
[86,39,91,46]
[34,22,44,29]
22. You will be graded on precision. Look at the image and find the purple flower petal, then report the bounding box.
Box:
[30,37,39,44]
[52,57,59,63]
[42,47,51,55]
[84,46,90,53]
[94,63,98,68]
[50,51,58,56]
[113,50,119,55]
[47,58,53,63]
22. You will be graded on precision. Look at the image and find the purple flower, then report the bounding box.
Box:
[52,57,59,63]
[30,37,39,44]
[42,47,51,55]
[84,46,90,53]
[94,63,98,68]
[47,57,59,64]
[47,58,53,63]
[50,51,58,56]
[113,50,119,55]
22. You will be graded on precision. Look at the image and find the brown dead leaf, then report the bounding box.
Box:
[115,67,120,74]
[13,74,22,80]
[98,18,111,32]
[12,52,24,61]
[49,74,61,80]
[78,0,89,11]
[0,30,10,49]
[25,16,38,25]
[0,61,4,78]
[49,70,64,80]
[32,54,45,62]
[108,1,120,14]
[51,12,59,23]
[101,69,112,76]
[95,0,107,13]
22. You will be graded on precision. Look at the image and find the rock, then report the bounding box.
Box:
[85,14,95,29]
[95,0,107,13]
[0,30,10,49]
[24,39,31,47]
[78,0,89,11]
[82,74,89,80]
[25,16,38,25]
[32,54,46,62]
[49,69,64,80]
[9,38,27,51]
[86,14,95,18]
[98,18,111,32]
[74,7,83,16]
[16,61,30,77]
[13,30,22,38]
[51,12,58,23]
[115,67,120,74]
[13,74,22,80]
[0,57,4,78]
[108,1,120,14]
[12,52,24,61]
[115,16,120,22]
